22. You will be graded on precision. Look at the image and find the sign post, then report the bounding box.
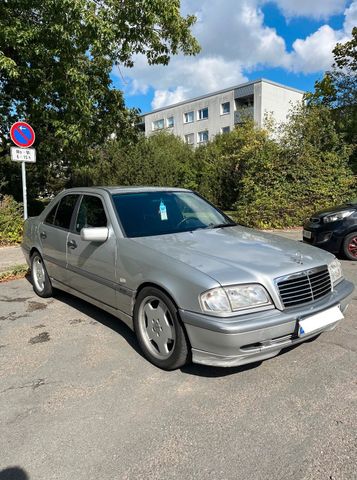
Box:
[21,162,28,220]
[9,122,36,220]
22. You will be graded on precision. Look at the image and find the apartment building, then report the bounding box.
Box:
[142,79,304,146]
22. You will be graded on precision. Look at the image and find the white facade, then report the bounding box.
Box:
[142,79,304,146]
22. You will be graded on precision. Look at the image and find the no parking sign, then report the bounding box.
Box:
[10,121,36,148]
[9,121,36,220]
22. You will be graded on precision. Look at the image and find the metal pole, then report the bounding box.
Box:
[21,161,28,220]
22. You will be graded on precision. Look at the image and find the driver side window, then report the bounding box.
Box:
[75,195,108,233]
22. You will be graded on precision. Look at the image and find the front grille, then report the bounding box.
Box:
[309,217,321,223]
[276,266,331,308]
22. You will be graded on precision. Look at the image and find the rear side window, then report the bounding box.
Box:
[75,195,107,233]
[44,202,58,225]
[54,195,79,230]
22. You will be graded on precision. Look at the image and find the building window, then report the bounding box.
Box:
[184,111,194,124]
[197,107,208,120]
[197,130,209,144]
[167,116,174,128]
[152,119,164,131]
[185,133,194,145]
[221,102,230,115]
[221,126,230,134]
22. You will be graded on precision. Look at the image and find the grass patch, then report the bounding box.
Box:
[0,264,29,283]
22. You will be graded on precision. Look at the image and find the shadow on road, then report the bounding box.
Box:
[53,288,144,356]
[181,360,262,378]
[0,467,29,480]
[23,276,319,378]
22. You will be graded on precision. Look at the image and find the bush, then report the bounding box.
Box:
[74,131,197,190]
[0,196,24,245]
[72,105,357,230]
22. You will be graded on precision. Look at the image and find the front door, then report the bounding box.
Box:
[66,194,117,309]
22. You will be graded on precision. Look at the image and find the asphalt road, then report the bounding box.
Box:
[0,251,356,479]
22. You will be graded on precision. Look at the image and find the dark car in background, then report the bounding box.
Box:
[303,200,357,260]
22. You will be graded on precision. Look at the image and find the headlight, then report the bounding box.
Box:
[323,210,354,223]
[200,284,272,314]
[328,258,343,285]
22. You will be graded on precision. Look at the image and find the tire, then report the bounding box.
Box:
[133,287,190,370]
[30,252,53,298]
[342,232,357,260]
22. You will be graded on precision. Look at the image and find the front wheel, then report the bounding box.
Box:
[342,232,357,260]
[133,287,190,370]
[30,252,53,298]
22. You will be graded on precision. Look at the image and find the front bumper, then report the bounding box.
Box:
[180,279,354,367]
[302,223,345,254]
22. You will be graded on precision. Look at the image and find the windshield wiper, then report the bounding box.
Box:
[208,222,237,229]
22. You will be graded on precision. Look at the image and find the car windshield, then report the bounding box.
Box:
[112,191,235,238]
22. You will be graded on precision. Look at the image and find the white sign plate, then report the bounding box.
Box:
[10,147,36,163]
[298,305,344,337]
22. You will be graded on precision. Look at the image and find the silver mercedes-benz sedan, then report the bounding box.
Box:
[22,187,354,370]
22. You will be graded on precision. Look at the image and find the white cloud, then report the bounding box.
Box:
[115,0,355,109]
[285,1,355,73]
[152,87,189,110]
[120,55,248,110]
[287,25,347,73]
[272,0,347,19]
[344,0,357,34]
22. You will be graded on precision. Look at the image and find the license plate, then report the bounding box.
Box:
[298,305,344,337]
[303,229,312,239]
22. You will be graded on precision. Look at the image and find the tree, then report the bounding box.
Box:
[0,0,200,198]
[237,103,356,228]
[306,27,357,171]
[74,131,197,190]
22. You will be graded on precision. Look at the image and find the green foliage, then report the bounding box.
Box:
[0,195,24,245]
[305,27,357,172]
[74,131,197,190]
[193,126,247,209]
[75,107,356,230]
[0,0,200,198]
[0,264,29,282]
[233,105,355,228]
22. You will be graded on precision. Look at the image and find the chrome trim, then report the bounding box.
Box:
[274,265,331,310]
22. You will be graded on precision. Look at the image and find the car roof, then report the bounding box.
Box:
[62,186,192,195]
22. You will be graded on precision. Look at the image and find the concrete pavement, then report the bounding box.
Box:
[0,245,26,273]
[0,234,356,480]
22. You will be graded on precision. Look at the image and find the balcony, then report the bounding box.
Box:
[234,106,254,124]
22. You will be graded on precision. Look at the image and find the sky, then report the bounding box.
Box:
[111,0,357,114]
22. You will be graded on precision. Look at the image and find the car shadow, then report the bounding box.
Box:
[43,287,145,360]
[25,277,308,378]
[0,467,29,480]
[180,360,262,378]
[53,289,262,377]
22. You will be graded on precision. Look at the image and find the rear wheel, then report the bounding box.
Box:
[133,287,190,370]
[30,252,53,298]
[343,232,357,260]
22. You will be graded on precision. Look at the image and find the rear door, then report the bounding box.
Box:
[39,194,80,283]
[66,194,117,308]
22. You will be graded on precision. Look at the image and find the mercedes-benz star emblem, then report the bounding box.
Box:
[292,251,304,264]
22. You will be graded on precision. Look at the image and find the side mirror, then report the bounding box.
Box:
[80,227,109,243]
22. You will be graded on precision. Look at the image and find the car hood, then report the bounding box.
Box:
[311,203,357,218]
[133,226,335,286]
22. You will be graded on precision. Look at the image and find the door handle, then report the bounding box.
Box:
[40,231,47,239]
[67,239,77,249]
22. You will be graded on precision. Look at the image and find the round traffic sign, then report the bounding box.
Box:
[10,122,35,148]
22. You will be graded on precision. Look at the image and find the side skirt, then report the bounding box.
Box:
[51,278,134,331]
